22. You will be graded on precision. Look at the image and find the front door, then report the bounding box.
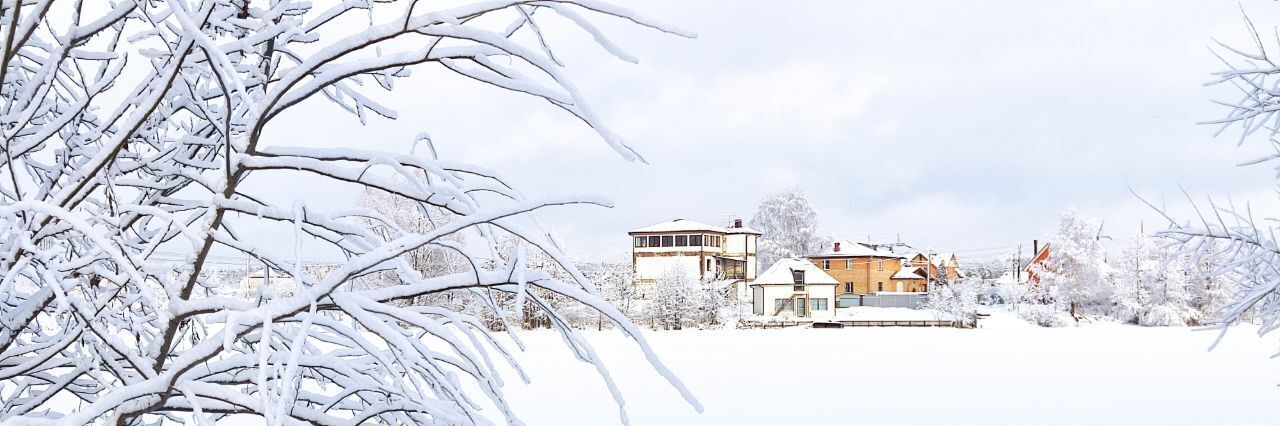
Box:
[795,296,808,317]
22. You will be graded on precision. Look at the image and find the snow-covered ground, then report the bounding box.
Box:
[494,312,1280,425]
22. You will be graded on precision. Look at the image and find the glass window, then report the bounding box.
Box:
[648,236,660,247]
[845,283,853,293]
[877,282,883,292]
[689,234,703,246]
[877,260,884,271]
[634,236,646,248]
[792,270,804,284]
[811,298,828,311]
[661,235,673,247]
[822,260,831,269]
[846,259,853,270]
[706,259,712,271]
[675,235,688,246]
[793,285,804,292]
[774,298,792,312]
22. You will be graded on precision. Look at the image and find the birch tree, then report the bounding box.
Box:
[0,1,700,424]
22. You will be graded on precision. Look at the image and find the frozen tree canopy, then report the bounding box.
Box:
[750,189,828,271]
[0,0,701,424]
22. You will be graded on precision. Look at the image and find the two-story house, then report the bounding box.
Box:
[629,218,760,299]
[806,241,910,307]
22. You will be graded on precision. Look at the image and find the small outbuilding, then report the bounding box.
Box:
[750,257,839,321]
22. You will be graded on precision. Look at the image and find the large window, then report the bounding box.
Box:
[675,235,688,246]
[634,236,647,248]
[661,235,673,247]
[689,234,703,246]
[811,298,829,311]
[822,260,831,269]
[846,259,854,270]
[648,236,660,247]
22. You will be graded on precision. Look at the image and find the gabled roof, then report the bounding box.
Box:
[892,267,926,280]
[754,258,839,285]
[809,241,907,259]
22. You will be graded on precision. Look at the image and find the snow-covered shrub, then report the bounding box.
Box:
[925,280,980,326]
[0,1,701,423]
[1019,305,1071,328]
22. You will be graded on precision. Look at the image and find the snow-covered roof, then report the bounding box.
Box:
[629,218,761,235]
[629,219,722,234]
[754,258,839,285]
[891,267,926,280]
[809,241,906,259]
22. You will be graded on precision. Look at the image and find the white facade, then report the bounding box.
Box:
[630,218,761,299]
[750,258,839,321]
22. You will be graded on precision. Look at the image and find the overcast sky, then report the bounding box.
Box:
[242,0,1280,265]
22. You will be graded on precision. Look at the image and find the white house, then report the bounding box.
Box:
[629,218,760,299]
[750,257,838,321]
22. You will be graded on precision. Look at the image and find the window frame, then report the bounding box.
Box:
[674,235,688,247]
[845,283,853,293]
[811,298,828,311]
[846,259,854,270]
[634,236,646,248]
[660,235,674,247]
[689,234,703,247]
[822,260,831,269]
[648,236,660,247]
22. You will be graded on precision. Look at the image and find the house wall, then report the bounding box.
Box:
[752,284,837,321]
[723,233,758,280]
[809,256,902,296]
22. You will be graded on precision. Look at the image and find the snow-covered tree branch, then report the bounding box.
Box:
[0,0,699,423]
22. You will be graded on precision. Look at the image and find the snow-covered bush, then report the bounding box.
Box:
[646,266,730,330]
[0,1,701,423]
[1019,305,1071,328]
[925,280,980,326]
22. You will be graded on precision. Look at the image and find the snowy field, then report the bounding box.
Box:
[495,312,1279,426]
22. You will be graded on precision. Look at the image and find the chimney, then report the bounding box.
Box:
[733,219,742,228]
[833,242,841,252]
[1033,239,1039,256]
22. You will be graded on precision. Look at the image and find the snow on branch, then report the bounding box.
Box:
[0,0,697,424]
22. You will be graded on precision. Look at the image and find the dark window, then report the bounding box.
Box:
[634,236,646,248]
[792,270,804,285]
[793,284,804,291]
[845,283,853,293]
[648,236,660,247]
[822,260,831,269]
[690,235,703,246]
[846,259,853,270]
[877,282,883,292]
[675,235,688,246]
[661,235,674,247]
